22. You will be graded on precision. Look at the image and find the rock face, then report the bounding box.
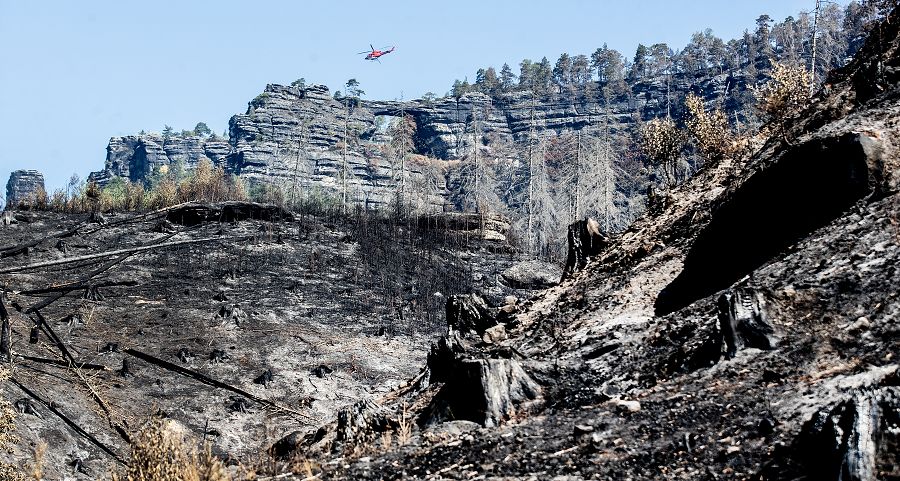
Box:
[89,69,741,215]
[5,170,45,209]
[88,134,231,185]
[90,134,231,185]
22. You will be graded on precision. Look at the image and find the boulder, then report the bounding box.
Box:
[501,260,562,290]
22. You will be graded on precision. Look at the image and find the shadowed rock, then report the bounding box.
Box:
[656,133,881,316]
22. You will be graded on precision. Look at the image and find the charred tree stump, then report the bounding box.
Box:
[717,288,779,358]
[562,217,610,280]
[446,294,494,336]
[761,387,900,481]
[333,399,393,453]
[425,332,542,428]
[0,294,11,363]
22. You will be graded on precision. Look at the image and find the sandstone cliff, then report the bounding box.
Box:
[88,70,745,215]
[4,170,46,209]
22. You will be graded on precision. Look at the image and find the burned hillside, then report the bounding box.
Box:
[0,205,553,478]
[290,6,900,480]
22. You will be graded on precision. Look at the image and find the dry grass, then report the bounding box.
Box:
[0,368,28,481]
[112,418,230,481]
[28,442,46,480]
[396,402,412,446]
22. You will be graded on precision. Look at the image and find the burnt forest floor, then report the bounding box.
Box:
[0,207,536,479]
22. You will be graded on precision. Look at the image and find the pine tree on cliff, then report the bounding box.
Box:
[341,78,365,211]
[553,53,573,94]
[474,67,501,97]
[499,63,516,92]
[754,14,775,72]
[629,44,649,81]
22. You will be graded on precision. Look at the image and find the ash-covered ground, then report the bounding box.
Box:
[0,207,549,478]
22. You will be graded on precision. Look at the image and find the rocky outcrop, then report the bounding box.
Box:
[655,132,886,316]
[88,68,742,215]
[5,170,46,209]
[165,201,294,227]
[88,134,231,185]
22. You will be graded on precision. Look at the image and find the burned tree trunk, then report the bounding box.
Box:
[562,217,610,280]
[424,296,542,428]
[761,387,900,481]
[445,294,494,336]
[425,333,541,428]
[0,294,11,363]
[717,288,779,358]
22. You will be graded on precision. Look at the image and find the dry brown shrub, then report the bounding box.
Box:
[754,63,812,142]
[640,117,685,186]
[0,369,27,481]
[684,93,743,162]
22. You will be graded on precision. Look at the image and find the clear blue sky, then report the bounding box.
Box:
[1,0,835,194]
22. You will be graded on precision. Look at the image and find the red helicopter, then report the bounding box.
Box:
[359,44,395,62]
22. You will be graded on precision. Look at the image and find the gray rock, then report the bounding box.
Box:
[482,324,507,344]
[424,420,481,438]
[88,68,741,216]
[5,170,45,208]
[501,260,563,290]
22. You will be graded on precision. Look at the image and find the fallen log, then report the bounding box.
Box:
[0,222,85,258]
[32,311,77,366]
[78,202,196,236]
[19,355,107,371]
[123,348,315,423]
[19,280,139,297]
[25,254,132,313]
[10,378,126,465]
[0,235,244,275]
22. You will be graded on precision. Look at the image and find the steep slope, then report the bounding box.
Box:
[299,7,900,480]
